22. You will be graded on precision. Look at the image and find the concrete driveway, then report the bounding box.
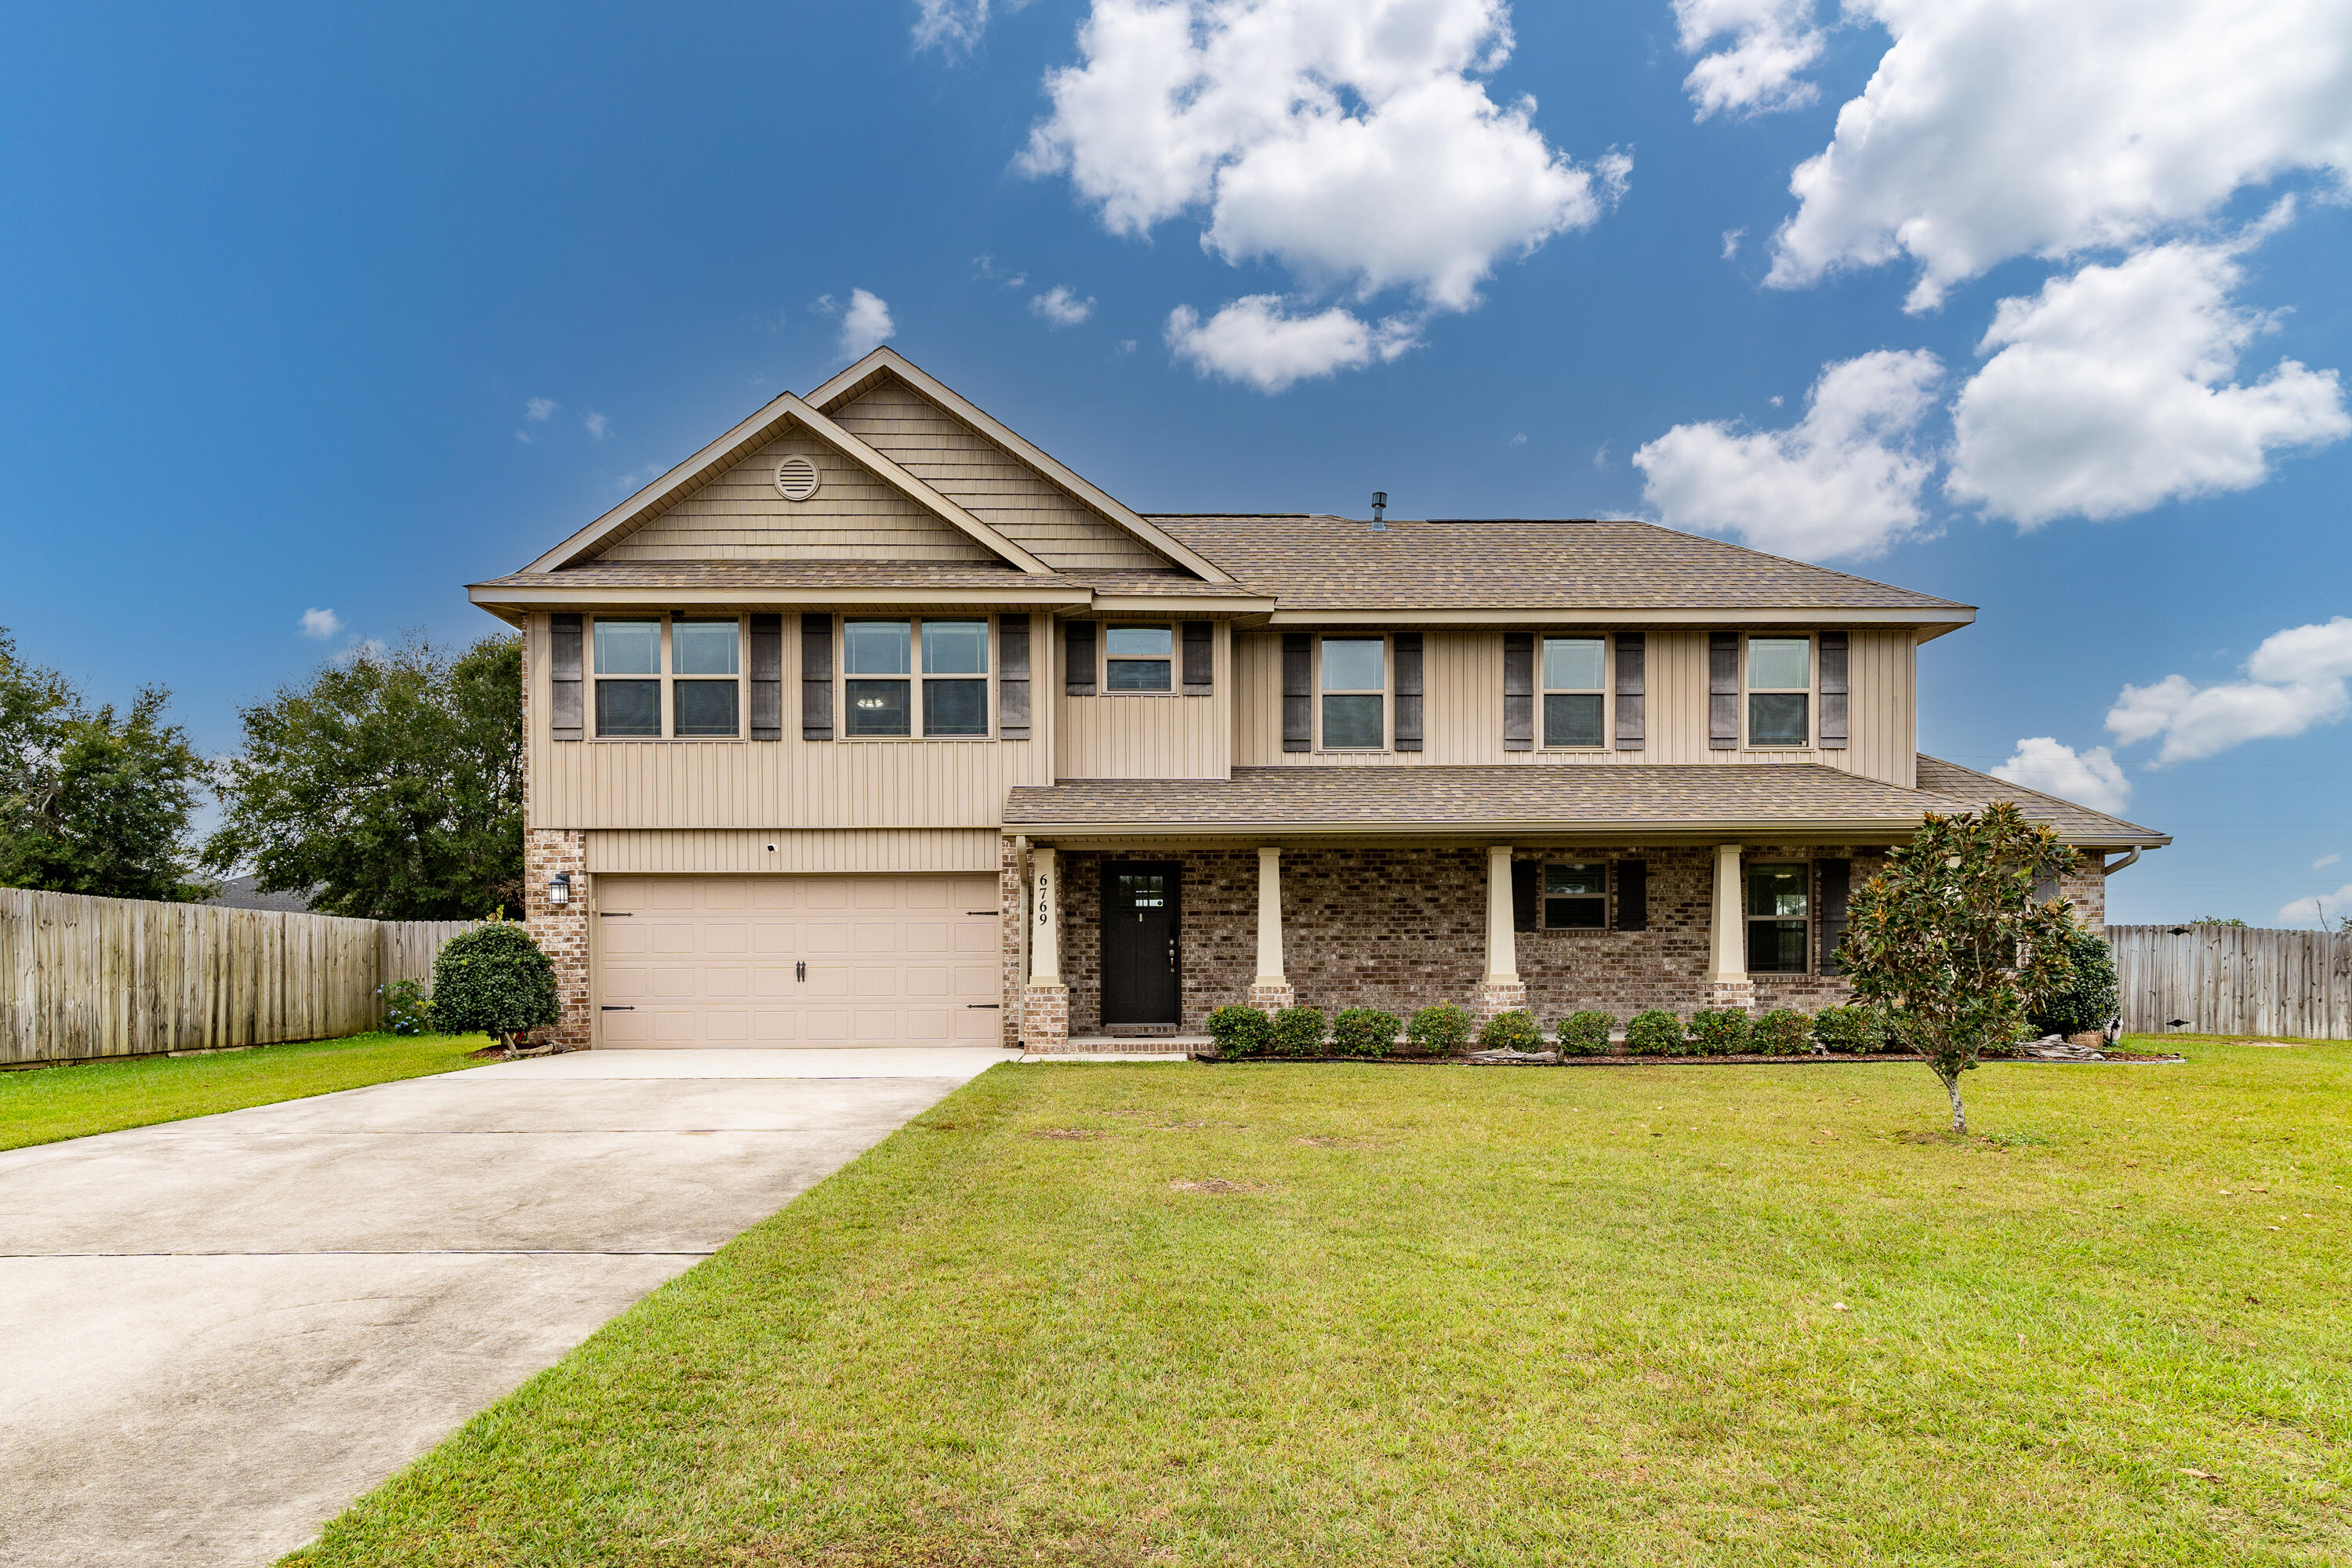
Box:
[0,1046,1007,1568]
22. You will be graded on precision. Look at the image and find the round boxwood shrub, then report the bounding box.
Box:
[1406,1004,1474,1056]
[1689,1008,1752,1055]
[1477,1008,1542,1052]
[1624,1008,1685,1056]
[429,922,557,1051]
[2030,928,2119,1038]
[1810,1004,1887,1056]
[1206,1004,1273,1058]
[1271,1005,1328,1058]
[1556,1010,1615,1056]
[1330,1007,1401,1058]
[1751,1007,1812,1056]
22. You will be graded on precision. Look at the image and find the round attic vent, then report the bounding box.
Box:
[774,455,820,502]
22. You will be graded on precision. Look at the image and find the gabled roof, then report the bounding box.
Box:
[519,394,1054,575]
[808,349,1236,584]
[1914,755,2169,846]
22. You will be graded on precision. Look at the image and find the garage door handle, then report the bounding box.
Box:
[796,961,806,982]
[601,1006,634,1011]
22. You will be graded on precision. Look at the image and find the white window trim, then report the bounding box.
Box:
[589,613,747,742]
[1742,632,1817,751]
[1538,633,1612,752]
[1098,622,1178,698]
[838,615,996,742]
[1315,633,1390,753]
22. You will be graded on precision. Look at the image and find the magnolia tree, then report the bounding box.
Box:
[1840,803,2077,1134]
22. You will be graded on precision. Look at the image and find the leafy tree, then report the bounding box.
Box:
[2190,916,2249,927]
[0,629,211,901]
[205,635,523,919]
[1840,803,2078,1134]
[428,922,556,1052]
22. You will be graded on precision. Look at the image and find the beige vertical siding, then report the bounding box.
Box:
[1053,623,1230,779]
[597,430,995,563]
[834,383,1171,570]
[585,829,1001,875]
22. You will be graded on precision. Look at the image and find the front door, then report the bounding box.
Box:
[1101,862,1181,1025]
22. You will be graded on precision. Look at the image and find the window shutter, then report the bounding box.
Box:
[1392,633,1423,752]
[1817,858,1851,975]
[1281,633,1312,753]
[1613,632,1645,750]
[548,614,583,742]
[747,614,783,741]
[2031,864,2060,906]
[1512,858,1539,933]
[800,614,833,740]
[1065,620,1096,697]
[1708,631,1739,749]
[1614,859,1648,931]
[998,614,1031,740]
[1502,632,1534,752]
[1819,631,1849,750]
[1181,620,1213,695]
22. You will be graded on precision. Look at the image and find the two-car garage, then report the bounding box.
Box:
[593,874,1002,1046]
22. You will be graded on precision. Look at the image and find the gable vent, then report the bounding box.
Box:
[773,455,821,502]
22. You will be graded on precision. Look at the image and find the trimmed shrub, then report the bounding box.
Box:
[1689,1008,1752,1055]
[1477,1008,1542,1052]
[1624,1008,1684,1056]
[1271,1006,1328,1058]
[1330,1007,1401,1058]
[1751,1007,1812,1056]
[2030,928,2120,1038]
[1406,1004,1475,1056]
[429,922,557,1050]
[1206,1004,1273,1058]
[379,977,432,1036]
[1811,1004,1888,1056]
[1556,1011,1615,1056]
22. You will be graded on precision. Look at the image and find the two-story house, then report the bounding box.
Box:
[468,349,2166,1052]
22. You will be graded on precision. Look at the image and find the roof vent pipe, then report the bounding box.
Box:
[1370,491,1387,530]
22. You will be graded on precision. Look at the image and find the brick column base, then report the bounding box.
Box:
[1022,982,1069,1050]
[523,828,591,1050]
[1707,978,1757,1014]
[1473,979,1528,1023]
[1247,981,1295,1014]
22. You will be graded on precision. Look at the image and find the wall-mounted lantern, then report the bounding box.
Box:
[548,871,572,906]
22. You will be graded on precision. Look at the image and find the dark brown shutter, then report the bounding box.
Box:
[1512,858,1538,933]
[1502,632,1534,752]
[1181,620,1212,695]
[998,614,1031,740]
[1709,631,1740,749]
[2031,864,2060,905]
[549,614,583,742]
[1818,630,1849,750]
[1065,620,1096,696]
[800,614,833,740]
[1817,858,1850,974]
[1613,632,1645,750]
[1281,633,1312,753]
[1392,632,1423,752]
[1614,859,1648,931]
[747,614,782,741]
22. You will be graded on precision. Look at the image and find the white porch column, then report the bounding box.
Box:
[1708,841,1756,1013]
[1475,844,1527,1022]
[1247,846,1295,1013]
[1022,847,1069,1047]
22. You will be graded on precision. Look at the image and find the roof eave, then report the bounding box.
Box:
[467,583,1093,612]
[1258,607,1974,629]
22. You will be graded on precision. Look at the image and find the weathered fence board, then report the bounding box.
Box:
[2112,924,2352,1040]
[0,887,473,1065]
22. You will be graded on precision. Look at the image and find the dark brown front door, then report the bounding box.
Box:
[1101,862,1181,1025]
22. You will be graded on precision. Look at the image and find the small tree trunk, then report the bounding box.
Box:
[1943,1069,1966,1134]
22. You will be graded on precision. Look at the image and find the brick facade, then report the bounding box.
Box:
[522,828,591,1049]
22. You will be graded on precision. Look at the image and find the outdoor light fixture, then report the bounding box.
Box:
[548,871,572,906]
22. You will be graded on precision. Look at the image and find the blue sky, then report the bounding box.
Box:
[4,0,2350,926]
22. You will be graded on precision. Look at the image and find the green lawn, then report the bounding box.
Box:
[0,1032,486,1151]
[292,1037,2348,1566]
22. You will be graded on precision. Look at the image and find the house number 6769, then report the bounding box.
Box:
[1034,877,1051,924]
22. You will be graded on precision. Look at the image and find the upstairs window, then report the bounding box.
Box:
[921,619,989,736]
[844,618,989,737]
[593,619,662,738]
[1542,863,1607,929]
[1747,862,1809,972]
[1320,637,1385,750]
[670,620,740,738]
[590,617,744,739]
[1105,625,1173,691]
[1748,637,1811,746]
[1542,636,1606,748]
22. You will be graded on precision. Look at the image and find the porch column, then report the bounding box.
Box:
[1474,844,1527,1023]
[1708,842,1756,1013]
[1247,846,1295,1013]
[1022,847,1069,1050]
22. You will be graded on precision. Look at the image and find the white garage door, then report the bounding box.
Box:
[594,875,1002,1047]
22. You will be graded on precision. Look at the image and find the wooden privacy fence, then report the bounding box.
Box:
[1,887,476,1066]
[2111,924,2352,1041]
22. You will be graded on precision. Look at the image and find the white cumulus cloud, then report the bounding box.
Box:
[524,397,557,422]
[2314,852,2342,870]
[299,608,344,641]
[2278,881,2352,927]
[1747,0,2352,310]
[2107,615,2352,764]
[583,411,610,441]
[1990,737,2132,815]
[1631,349,1944,560]
[1166,296,1419,393]
[1021,0,1627,385]
[1675,0,1824,119]
[1030,285,1097,326]
[914,0,1032,53]
[1947,238,2350,525]
[837,288,896,359]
